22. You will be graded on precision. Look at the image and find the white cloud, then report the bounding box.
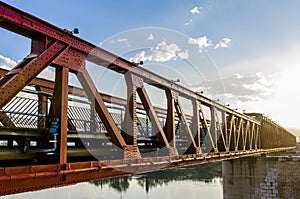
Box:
[185,19,193,26]
[188,36,212,51]
[0,54,55,80]
[215,38,232,49]
[192,72,280,103]
[147,34,155,41]
[188,36,233,52]
[0,55,17,69]
[234,73,243,79]
[177,50,189,59]
[190,6,200,14]
[129,41,188,63]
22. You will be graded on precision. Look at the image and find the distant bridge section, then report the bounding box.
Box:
[0,2,296,196]
[246,113,296,149]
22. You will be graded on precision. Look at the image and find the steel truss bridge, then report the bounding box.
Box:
[0,2,296,196]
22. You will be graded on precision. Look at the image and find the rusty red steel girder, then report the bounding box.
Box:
[0,1,296,196]
[0,1,258,123]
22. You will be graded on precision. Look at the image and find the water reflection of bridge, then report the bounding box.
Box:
[91,162,222,193]
[0,2,296,196]
[90,149,300,198]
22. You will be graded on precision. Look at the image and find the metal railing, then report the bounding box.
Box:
[0,94,46,129]
[0,90,190,139]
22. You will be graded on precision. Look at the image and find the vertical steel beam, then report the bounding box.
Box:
[254,125,260,149]
[236,118,243,151]
[192,100,201,151]
[233,120,237,151]
[228,115,236,151]
[165,89,176,147]
[240,121,245,151]
[222,111,229,152]
[31,36,49,55]
[46,65,69,165]
[58,67,69,165]
[123,73,136,145]
[90,103,96,132]
[35,86,48,129]
[244,121,250,150]
[123,73,141,159]
[210,106,218,152]
[249,122,255,150]
[49,66,69,164]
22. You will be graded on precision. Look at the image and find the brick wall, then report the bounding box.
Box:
[223,156,300,199]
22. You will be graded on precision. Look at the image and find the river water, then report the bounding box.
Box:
[2,149,300,199]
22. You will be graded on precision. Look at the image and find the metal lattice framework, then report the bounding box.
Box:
[0,2,296,196]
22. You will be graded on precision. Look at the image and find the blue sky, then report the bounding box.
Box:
[1,0,300,130]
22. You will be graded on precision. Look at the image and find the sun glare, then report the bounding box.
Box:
[264,67,300,128]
